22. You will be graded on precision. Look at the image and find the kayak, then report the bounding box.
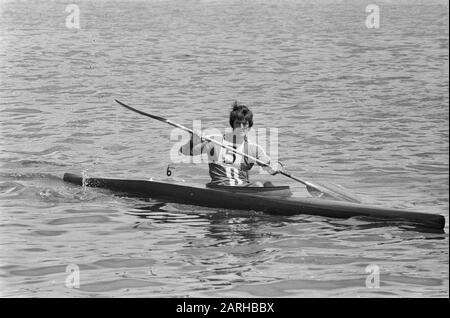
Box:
[63,173,445,230]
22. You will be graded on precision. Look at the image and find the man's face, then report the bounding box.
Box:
[232,119,250,137]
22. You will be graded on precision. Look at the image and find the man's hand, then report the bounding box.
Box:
[268,161,285,175]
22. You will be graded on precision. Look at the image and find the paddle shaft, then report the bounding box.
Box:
[115,99,360,202]
[115,99,276,169]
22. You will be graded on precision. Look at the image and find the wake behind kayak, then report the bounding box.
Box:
[62,173,445,230]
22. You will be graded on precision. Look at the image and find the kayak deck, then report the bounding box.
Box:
[205,183,292,197]
[62,173,446,230]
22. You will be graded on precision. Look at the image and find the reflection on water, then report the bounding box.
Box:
[0,182,448,297]
[130,200,446,237]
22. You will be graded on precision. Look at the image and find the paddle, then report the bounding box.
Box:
[115,99,361,203]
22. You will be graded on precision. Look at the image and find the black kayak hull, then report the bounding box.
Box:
[63,173,446,230]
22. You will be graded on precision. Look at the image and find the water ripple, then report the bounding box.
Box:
[0,0,448,298]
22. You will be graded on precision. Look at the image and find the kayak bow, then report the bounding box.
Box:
[63,173,445,230]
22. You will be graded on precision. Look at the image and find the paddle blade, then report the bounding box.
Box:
[279,171,361,203]
[306,181,361,203]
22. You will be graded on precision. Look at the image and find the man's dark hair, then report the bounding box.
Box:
[229,101,253,128]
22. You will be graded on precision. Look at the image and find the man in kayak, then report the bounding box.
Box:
[179,101,283,187]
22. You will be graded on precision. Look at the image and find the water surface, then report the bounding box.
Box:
[0,0,448,297]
